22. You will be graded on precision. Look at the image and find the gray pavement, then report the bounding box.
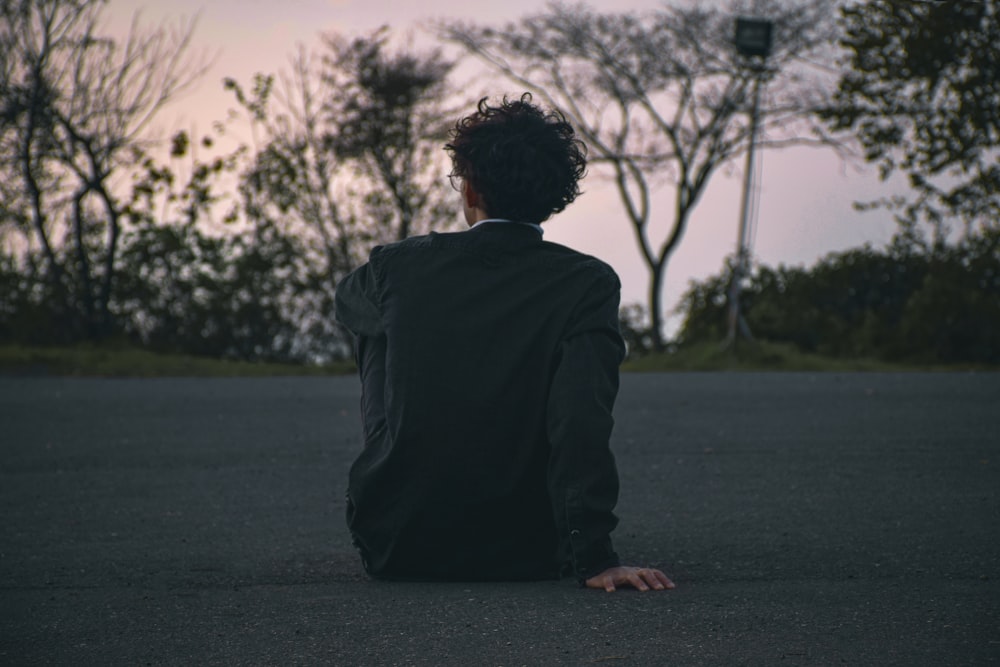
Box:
[1,372,998,666]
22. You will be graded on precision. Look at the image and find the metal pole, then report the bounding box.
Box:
[726,74,762,349]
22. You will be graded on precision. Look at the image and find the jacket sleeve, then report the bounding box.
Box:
[546,269,627,583]
[335,254,384,338]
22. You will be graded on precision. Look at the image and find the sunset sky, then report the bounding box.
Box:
[106,0,903,334]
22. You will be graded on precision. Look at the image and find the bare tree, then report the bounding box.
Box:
[222,28,459,357]
[437,0,842,349]
[324,27,457,244]
[0,0,208,339]
[227,61,354,275]
[228,27,458,283]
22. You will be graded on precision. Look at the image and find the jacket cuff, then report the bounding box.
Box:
[573,539,621,583]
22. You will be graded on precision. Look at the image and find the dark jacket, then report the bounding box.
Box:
[334,221,625,582]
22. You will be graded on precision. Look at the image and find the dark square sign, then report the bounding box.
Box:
[735,17,773,58]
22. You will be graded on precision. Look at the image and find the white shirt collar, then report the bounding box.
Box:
[469,218,544,236]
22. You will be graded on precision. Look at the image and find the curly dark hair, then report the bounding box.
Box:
[444,93,587,224]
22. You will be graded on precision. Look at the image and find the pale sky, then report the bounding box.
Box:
[106,0,901,336]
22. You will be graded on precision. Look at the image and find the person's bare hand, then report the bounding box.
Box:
[585,566,675,592]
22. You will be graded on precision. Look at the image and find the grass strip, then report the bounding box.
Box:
[1,341,992,377]
[0,344,355,377]
[621,340,989,372]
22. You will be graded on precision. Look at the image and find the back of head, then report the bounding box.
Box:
[445,93,588,225]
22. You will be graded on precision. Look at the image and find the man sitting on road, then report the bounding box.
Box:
[335,93,674,592]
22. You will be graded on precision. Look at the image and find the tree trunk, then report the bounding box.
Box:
[97,185,120,338]
[647,260,666,352]
[72,190,97,339]
[22,130,61,291]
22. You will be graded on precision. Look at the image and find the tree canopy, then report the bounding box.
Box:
[823,0,1000,242]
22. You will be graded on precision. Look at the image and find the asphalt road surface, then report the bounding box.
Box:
[1,373,998,666]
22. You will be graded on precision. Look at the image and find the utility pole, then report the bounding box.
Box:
[726,17,773,351]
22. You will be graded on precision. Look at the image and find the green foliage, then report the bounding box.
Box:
[0,134,341,362]
[1,12,456,363]
[112,219,334,362]
[618,303,657,360]
[895,232,1000,363]
[823,0,1000,239]
[676,230,1000,364]
[0,0,206,341]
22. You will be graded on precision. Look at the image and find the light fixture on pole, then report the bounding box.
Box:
[726,17,773,350]
[734,17,773,58]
